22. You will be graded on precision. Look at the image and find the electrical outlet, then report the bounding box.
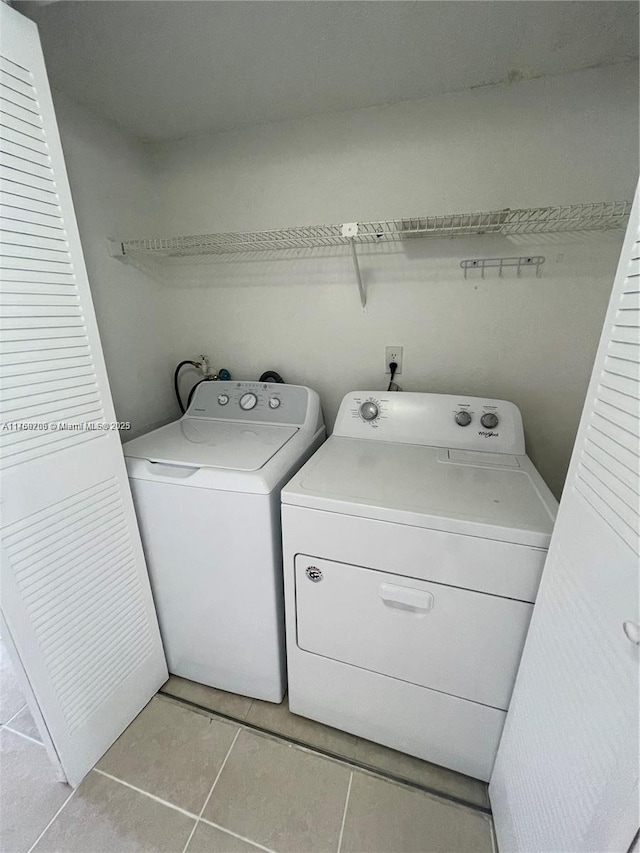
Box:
[385,346,403,375]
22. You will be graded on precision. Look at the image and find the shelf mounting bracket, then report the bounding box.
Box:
[107,239,126,259]
[342,223,366,308]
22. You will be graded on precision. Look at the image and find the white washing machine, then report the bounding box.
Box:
[124,381,324,703]
[281,391,557,780]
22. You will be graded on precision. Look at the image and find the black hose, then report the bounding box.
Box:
[174,360,198,414]
[259,370,285,383]
[186,376,218,410]
[186,378,205,411]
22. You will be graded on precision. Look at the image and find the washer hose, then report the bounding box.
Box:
[174,360,198,414]
[186,377,216,410]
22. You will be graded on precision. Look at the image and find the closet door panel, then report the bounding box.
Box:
[489,187,640,853]
[0,4,167,788]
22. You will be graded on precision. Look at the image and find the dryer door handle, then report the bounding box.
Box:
[379,583,434,612]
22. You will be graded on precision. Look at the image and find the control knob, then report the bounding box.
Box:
[239,393,258,411]
[360,401,379,421]
[481,412,499,429]
[217,394,229,406]
[269,397,281,409]
[455,410,472,427]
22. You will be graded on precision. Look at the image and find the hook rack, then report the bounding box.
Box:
[460,256,546,278]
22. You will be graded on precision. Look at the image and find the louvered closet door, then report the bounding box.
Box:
[489,186,640,853]
[0,5,167,787]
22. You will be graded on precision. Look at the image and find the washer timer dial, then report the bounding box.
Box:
[239,393,258,411]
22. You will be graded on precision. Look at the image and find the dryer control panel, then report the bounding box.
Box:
[334,392,525,455]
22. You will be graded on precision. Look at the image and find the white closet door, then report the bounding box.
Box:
[490,186,640,853]
[0,5,167,787]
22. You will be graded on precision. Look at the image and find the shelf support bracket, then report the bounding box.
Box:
[107,239,126,259]
[342,223,366,309]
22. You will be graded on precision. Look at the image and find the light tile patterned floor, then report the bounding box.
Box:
[162,675,489,809]
[0,642,28,725]
[0,648,495,853]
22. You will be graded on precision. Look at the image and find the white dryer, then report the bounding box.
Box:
[281,391,557,780]
[124,381,324,703]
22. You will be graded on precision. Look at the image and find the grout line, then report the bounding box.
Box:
[3,724,43,747]
[26,786,77,853]
[180,819,199,853]
[93,769,199,821]
[199,727,241,813]
[1,703,27,728]
[180,816,200,853]
[336,771,353,853]
[181,728,241,853]
[198,818,277,853]
[160,689,492,816]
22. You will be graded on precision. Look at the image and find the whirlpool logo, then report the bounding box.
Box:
[478,430,499,438]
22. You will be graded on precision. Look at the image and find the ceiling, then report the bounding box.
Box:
[15,1,640,142]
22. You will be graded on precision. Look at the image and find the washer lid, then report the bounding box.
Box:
[282,437,557,547]
[123,418,298,471]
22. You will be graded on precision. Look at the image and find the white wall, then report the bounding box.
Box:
[54,62,638,498]
[53,93,178,437]
[149,63,638,498]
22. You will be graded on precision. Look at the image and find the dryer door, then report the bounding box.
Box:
[294,554,532,710]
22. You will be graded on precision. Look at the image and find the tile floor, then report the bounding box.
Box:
[161,675,490,810]
[1,648,496,853]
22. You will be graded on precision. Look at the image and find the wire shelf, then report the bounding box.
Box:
[117,200,632,260]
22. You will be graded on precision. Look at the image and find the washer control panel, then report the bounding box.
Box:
[334,391,525,454]
[188,381,310,425]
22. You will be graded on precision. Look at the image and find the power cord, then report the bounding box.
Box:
[387,361,398,392]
